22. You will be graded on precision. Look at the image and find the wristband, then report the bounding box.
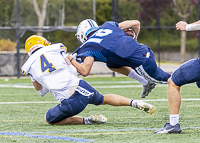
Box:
[186,24,200,31]
[185,24,191,31]
[70,58,74,62]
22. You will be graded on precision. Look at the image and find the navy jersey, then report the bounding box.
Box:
[75,21,150,68]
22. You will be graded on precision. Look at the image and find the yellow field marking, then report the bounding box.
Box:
[181,115,200,118]
[60,131,152,136]
[183,105,200,107]
[112,116,156,119]
[0,119,43,122]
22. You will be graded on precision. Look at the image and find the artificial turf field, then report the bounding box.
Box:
[0,76,200,143]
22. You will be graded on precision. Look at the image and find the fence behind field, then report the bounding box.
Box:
[0,0,200,77]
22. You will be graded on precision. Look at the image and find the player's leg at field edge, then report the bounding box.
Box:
[168,78,181,115]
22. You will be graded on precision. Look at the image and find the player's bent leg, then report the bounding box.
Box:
[52,116,84,125]
[109,66,149,86]
[45,105,84,125]
[128,68,156,98]
[109,66,155,98]
[45,103,69,125]
[135,52,171,84]
[45,87,93,125]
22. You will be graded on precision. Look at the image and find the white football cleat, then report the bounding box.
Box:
[88,114,107,124]
[135,101,156,115]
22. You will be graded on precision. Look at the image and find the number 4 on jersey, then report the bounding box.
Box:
[40,54,56,73]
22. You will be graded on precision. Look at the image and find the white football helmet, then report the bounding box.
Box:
[76,19,99,44]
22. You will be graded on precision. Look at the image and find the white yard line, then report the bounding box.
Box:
[0,98,200,104]
[0,101,59,104]
[0,84,33,88]
[0,83,196,89]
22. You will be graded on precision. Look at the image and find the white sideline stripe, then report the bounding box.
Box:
[0,83,196,89]
[0,84,33,88]
[0,81,139,86]
[143,98,200,102]
[0,101,59,104]
[89,81,139,84]
[0,84,166,89]
[0,98,200,104]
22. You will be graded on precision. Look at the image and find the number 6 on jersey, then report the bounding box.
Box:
[40,54,56,73]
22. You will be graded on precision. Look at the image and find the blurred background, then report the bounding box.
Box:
[0,0,200,77]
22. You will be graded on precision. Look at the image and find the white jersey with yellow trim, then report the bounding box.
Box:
[21,43,80,102]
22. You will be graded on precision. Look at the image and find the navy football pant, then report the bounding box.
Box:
[46,80,104,124]
[135,50,171,84]
[171,58,200,87]
[106,46,171,83]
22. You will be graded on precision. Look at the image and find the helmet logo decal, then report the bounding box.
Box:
[29,44,40,53]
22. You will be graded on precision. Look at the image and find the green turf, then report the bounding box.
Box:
[0,77,200,143]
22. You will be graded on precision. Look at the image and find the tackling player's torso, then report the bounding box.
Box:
[76,21,150,68]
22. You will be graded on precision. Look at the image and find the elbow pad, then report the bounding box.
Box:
[36,87,49,97]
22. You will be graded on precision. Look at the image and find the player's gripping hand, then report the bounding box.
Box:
[176,21,187,31]
[70,53,77,60]
[124,28,136,39]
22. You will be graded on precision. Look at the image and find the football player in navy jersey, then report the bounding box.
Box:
[68,19,171,98]
[154,20,200,134]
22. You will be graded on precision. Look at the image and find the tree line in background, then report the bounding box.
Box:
[0,0,199,62]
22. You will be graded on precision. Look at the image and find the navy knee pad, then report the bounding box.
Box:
[46,104,68,124]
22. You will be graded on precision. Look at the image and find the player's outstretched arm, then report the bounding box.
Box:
[118,20,140,39]
[68,55,94,77]
[192,20,200,24]
[176,20,200,31]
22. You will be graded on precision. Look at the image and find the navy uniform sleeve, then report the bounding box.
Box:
[104,21,119,27]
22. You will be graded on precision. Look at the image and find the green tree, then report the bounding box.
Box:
[0,0,14,27]
[172,0,198,62]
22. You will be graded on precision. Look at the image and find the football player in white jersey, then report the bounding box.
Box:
[22,35,156,125]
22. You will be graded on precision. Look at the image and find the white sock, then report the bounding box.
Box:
[83,117,91,124]
[130,100,137,108]
[170,114,179,126]
[128,69,148,86]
